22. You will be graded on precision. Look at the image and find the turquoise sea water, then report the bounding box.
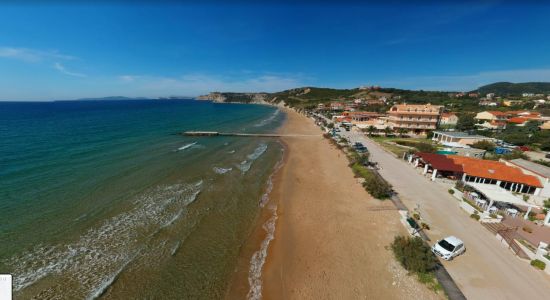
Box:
[0,100,284,299]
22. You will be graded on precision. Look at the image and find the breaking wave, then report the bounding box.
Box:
[248,145,284,299]
[213,167,233,174]
[253,109,280,127]
[5,181,203,298]
[176,142,197,151]
[236,143,268,173]
[247,204,277,300]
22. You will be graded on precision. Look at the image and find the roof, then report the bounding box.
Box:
[507,117,530,124]
[417,152,464,173]
[451,156,542,187]
[487,111,510,116]
[465,182,540,208]
[509,159,550,179]
[441,112,457,118]
[444,236,464,246]
[433,131,491,139]
[416,153,543,187]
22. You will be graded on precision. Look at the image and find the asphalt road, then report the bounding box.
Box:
[342,129,550,300]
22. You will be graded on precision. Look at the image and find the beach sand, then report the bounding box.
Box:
[227,108,441,299]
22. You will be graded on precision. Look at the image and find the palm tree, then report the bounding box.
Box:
[367,125,376,136]
[384,126,392,137]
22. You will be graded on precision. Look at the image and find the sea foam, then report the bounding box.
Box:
[176,142,197,151]
[5,180,203,298]
[237,143,268,173]
[213,167,233,174]
[253,109,280,127]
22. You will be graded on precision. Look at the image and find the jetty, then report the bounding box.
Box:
[182,131,319,137]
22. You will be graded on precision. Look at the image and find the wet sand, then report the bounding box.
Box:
[227,108,441,299]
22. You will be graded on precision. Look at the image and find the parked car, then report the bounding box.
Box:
[546,153,550,159]
[431,236,465,261]
[495,147,513,155]
[516,146,530,152]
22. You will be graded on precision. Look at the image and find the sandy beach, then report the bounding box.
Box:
[228,108,442,299]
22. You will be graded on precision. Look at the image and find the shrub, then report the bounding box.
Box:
[421,222,430,230]
[455,180,465,192]
[412,213,420,220]
[390,236,437,274]
[352,163,393,199]
[470,213,480,221]
[531,259,546,270]
[448,189,455,195]
[471,140,496,151]
[489,213,498,219]
[522,226,533,233]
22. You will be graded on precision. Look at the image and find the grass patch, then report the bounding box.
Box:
[531,259,546,270]
[417,272,443,292]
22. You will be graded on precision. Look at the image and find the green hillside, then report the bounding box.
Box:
[476,82,550,96]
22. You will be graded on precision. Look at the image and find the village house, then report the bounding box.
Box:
[408,153,544,196]
[439,112,458,126]
[479,99,499,106]
[541,121,550,130]
[341,111,383,122]
[387,103,443,135]
[475,111,509,122]
[432,131,494,147]
[330,102,344,111]
[505,159,550,198]
[503,100,523,107]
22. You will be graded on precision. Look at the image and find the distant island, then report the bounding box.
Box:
[64,96,195,101]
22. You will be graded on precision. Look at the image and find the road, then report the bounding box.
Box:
[341,129,550,300]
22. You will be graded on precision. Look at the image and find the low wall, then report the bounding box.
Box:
[451,188,463,200]
[459,200,478,215]
[535,246,550,275]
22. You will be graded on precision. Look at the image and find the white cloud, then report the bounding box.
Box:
[0,47,75,62]
[378,68,550,91]
[118,75,140,82]
[117,73,307,95]
[54,62,86,77]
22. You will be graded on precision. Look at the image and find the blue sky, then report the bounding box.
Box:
[1,2,550,100]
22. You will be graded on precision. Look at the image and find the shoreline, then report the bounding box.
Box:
[264,108,441,299]
[228,106,442,299]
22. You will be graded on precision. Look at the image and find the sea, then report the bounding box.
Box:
[0,99,285,299]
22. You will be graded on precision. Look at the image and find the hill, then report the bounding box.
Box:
[476,82,550,96]
[196,87,461,109]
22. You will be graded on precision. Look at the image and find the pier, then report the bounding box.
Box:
[182,131,319,137]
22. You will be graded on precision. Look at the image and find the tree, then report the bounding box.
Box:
[327,123,334,129]
[471,140,496,151]
[367,125,376,136]
[398,128,407,138]
[456,114,476,131]
[384,126,393,137]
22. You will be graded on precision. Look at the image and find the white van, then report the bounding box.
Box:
[431,236,465,260]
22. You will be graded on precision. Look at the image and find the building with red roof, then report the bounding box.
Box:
[409,152,543,195]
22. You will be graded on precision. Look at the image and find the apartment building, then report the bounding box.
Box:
[387,103,443,134]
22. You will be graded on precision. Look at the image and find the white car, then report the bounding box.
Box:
[432,236,465,261]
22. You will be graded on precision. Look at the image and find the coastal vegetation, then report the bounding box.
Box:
[390,236,441,292]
